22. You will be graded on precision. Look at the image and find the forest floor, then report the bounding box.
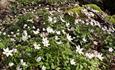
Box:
[0,0,115,70]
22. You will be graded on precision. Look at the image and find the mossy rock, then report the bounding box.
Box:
[66,4,103,18]
[85,4,115,24]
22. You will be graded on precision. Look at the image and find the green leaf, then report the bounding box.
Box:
[0,42,5,48]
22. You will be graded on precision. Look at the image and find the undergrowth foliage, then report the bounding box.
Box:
[0,0,115,70]
[17,0,75,5]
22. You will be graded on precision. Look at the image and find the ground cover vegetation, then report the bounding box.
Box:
[0,0,115,70]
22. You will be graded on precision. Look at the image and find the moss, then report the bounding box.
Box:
[66,6,86,18]
[110,15,115,24]
[85,4,102,12]
[105,15,115,24]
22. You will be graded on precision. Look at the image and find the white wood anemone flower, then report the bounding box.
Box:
[94,51,104,61]
[36,56,42,62]
[33,29,39,35]
[20,59,28,66]
[3,48,13,57]
[66,34,73,41]
[108,48,113,52]
[21,30,29,41]
[42,37,50,47]
[76,45,84,54]
[33,42,41,50]
[48,16,53,22]
[56,31,61,35]
[85,53,95,59]
[9,62,14,67]
[42,65,46,70]
[70,59,76,65]
[46,27,55,33]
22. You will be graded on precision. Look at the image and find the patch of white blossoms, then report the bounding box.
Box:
[85,53,95,59]
[85,50,104,61]
[81,9,94,18]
